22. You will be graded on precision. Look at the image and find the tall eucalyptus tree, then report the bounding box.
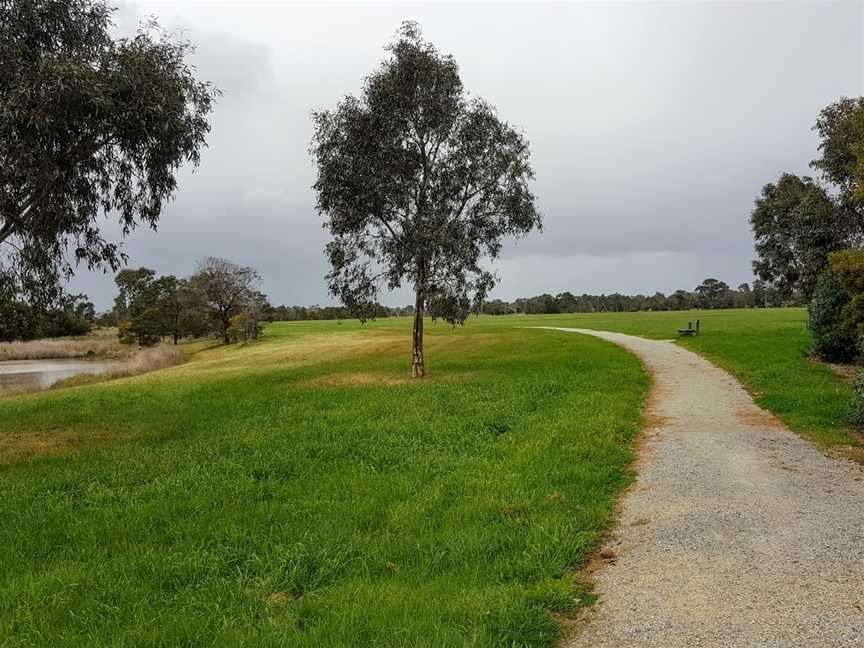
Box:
[0,0,218,305]
[311,23,541,377]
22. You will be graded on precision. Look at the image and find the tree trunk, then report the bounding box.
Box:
[412,290,425,378]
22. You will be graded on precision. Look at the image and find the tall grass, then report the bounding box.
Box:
[105,346,184,378]
[51,346,185,389]
[0,338,127,361]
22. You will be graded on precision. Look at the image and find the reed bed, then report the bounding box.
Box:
[103,346,185,379]
[50,345,185,390]
[0,338,127,361]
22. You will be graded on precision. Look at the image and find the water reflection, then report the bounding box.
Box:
[0,359,115,394]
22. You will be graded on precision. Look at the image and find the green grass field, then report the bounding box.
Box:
[504,308,860,453]
[0,321,648,646]
[0,308,859,646]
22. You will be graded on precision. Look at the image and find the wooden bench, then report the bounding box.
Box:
[678,319,701,337]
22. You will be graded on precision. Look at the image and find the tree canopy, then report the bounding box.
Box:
[0,0,218,305]
[311,22,542,376]
[189,257,263,344]
[750,173,851,301]
[694,278,732,309]
[811,97,864,208]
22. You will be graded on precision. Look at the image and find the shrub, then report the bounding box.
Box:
[851,369,864,426]
[0,301,40,342]
[39,308,92,338]
[808,269,857,362]
[829,248,864,293]
[227,312,263,343]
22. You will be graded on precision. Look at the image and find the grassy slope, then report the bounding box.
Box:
[0,321,647,646]
[486,308,858,451]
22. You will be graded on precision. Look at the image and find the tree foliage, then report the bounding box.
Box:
[811,96,864,206]
[0,0,218,305]
[487,281,771,314]
[808,268,857,362]
[694,278,731,309]
[827,248,864,346]
[189,257,263,344]
[113,267,209,346]
[0,294,94,342]
[311,23,541,376]
[750,174,851,301]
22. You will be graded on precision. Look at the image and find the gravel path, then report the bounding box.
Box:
[545,328,864,648]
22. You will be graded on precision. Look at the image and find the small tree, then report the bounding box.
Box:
[227,312,263,344]
[174,281,210,340]
[0,0,218,305]
[311,23,542,377]
[190,257,262,344]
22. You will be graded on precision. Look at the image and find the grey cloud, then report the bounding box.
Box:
[71,1,863,310]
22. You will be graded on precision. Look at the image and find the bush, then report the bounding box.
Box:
[808,269,857,362]
[39,308,91,338]
[851,369,864,426]
[0,300,93,341]
[0,301,40,342]
[227,312,263,343]
[829,248,864,293]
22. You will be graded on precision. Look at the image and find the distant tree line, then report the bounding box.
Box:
[480,279,783,316]
[264,304,415,322]
[260,277,780,324]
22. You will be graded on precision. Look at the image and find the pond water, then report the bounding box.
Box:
[0,359,116,394]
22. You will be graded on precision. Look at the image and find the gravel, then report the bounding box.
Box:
[548,328,864,648]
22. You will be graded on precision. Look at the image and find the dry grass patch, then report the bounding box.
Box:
[735,406,785,429]
[180,333,407,377]
[181,331,497,379]
[301,369,477,388]
[0,427,120,463]
[0,337,128,361]
[302,372,414,387]
[264,591,293,606]
[51,346,185,390]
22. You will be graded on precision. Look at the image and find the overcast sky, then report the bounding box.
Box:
[70,0,864,310]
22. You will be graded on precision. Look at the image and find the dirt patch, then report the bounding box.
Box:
[812,357,858,380]
[264,591,293,606]
[735,406,785,429]
[641,379,673,430]
[832,444,864,464]
[299,369,477,388]
[642,410,671,429]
